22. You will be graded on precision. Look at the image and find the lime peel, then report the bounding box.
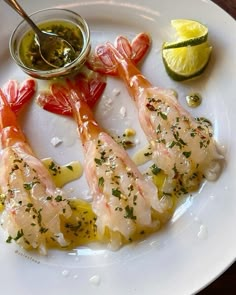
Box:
[163,19,209,49]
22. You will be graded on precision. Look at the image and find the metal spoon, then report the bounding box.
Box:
[4,0,76,68]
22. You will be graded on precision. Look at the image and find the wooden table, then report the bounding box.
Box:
[213,0,236,19]
[198,0,235,294]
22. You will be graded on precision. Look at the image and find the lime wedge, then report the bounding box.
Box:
[163,19,208,49]
[162,42,212,81]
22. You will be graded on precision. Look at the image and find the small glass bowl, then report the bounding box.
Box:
[9,8,91,80]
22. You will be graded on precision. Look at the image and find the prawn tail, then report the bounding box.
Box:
[0,89,26,147]
[2,79,36,113]
[87,33,151,75]
[37,71,106,115]
[72,72,106,108]
[86,44,119,75]
[130,32,151,64]
[115,33,151,64]
[37,85,73,116]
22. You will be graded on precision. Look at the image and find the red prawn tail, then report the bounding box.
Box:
[86,45,118,76]
[0,79,35,147]
[37,72,106,116]
[87,33,151,75]
[86,52,118,76]
[129,33,151,64]
[0,89,26,147]
[72,72,106,109]
[0,89,18,131]
[37,72,106,144]
[2,79,36,113]
[115,33,151,64]
[37,84,73,116]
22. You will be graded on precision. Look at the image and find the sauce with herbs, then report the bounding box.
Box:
[132,144,152,166]
[42,158,83,187]
[0,195,4,212]
[41,158,98,248]
[115,128,136,149]
[58,199,98,248]
[186,93,202,108]
[19,20,84,71]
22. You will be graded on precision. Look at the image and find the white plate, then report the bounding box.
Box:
[0,0,235,294]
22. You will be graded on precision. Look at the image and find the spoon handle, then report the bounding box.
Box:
[3,0,43,37]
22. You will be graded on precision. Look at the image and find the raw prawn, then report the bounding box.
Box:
[0,79,72,254]
[37,73,173,248]
[87,33,223,194]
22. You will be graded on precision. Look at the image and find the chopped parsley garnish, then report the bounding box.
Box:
[158,111,167,120]
[98,177,104,188]
[25,202,34,212]
[65,221,82,232]
[133,195,138,206]
[14,229,24,241]
[23,181,40,190]
[39,227,48,233]
[0,194,6,205]
[48,161,61,176]
[115,207,123,212]
[112,188,122,199]
[55,195,63,202]
[13,158,23,163]
[168,141,176,148]
[6,236,12,243]
[124,205,136,220]
[183,151,192,158]
[94,158,103,166]
[10,164,19,174]
[66,165,73,171]
[150,164,161,175]
[156,124,162,134]
[144,151,152,157]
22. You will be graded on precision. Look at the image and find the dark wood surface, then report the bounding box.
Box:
[197,0,235,294]
[212,0,236,19]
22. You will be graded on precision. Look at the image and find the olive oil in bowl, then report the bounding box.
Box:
[19,20,84,71]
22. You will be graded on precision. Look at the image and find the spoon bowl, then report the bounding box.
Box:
[36,31,76,69]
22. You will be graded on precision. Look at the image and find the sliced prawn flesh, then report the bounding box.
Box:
[87,34,223,194]
[37,73,173,248]
[0,80,72,254]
